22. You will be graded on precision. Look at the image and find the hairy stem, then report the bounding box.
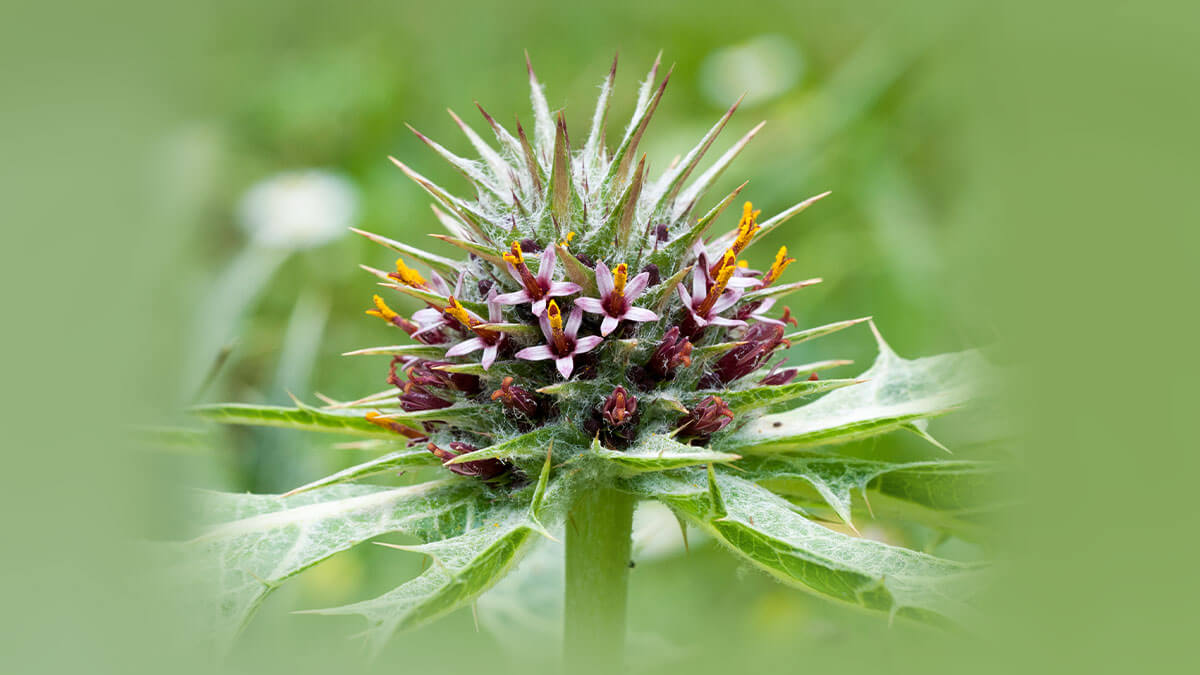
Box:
[564,485,635,673]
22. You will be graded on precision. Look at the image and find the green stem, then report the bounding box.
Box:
[564,485,635,673]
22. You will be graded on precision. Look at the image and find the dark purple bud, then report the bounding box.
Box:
[427,442,513,484]
[602,386,638,427]
[760,359,799,386]
[640,263,660,287]
[675,396,735,444]
[654,223,670,243]
[585,386,640,449]
[398,384,453,412]
[477,278,496,296]
[700,322,789,388]
[641,326,693,387]
[491,376,542,418]
[387,358,456,412]
[574,252,595,268]
[735,299,763,322]
[402,360,482,394]
[518,237,543,253]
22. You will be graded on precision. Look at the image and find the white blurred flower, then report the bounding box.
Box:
[238,169,358,250]
[700,34,805,107]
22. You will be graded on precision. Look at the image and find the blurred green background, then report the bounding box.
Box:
[4,0,1196,673]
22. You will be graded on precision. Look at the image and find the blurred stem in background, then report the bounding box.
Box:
[187,244,288,399]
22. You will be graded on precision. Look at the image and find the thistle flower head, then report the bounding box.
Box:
[340,54,834,478]
[193,55,989,648]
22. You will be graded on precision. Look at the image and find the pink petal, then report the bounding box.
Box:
[624,272,650,298]
[555,356,575,379]
[428,271,450,296]
[547,281,582,297]
[486,290,503,321]
[691,265,706,301]
[727,275,760,288]
[445,337,485,357]
[712,291,743,314]
[481,345,498,370]
[624,307,658,322]
[495,290,531,305]
[595,260,614,298]
[413,307,442,322]
[536,245,557,285]
[505,262,523,285]
[600,315,620,336]
[538,311,553,340]
[516,345,555,361]
[565,305,584,337]
[574,335,604,354]
[709,316,748,328]
[532,297,548,316]
[754,297,778,314]
[676,284,692,308]
[574,297,605,313]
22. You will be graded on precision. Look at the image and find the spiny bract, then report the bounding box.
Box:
[350,53,848,481]
[188,54,992,653]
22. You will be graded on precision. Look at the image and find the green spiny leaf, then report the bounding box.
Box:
[342,344,448,359]
[628,470,987,626]
[303,509,536,655]
[444,425,562,465]
[673,121,765,222]
[168,481,484,650]
[725,323,987,453]
[591,434,741,474]
[647,95,742,217]
[737,453,1009,539]
[702,377,863,415]
[192,403,418,439]
[350,228,460,279]
[283,448,441,497]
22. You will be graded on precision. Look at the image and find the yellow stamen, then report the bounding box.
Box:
[547,300,564,333]
[612,263,628,298]
[392,257,426,288]
[737,260,748,268]
[697,251,736,316]
[762,246,795,287]
[364,411,423,439]
[502,240,524,267]
[503,240,545,298]
[444,296,477,329]
[366,294,399,322]
[731,201,762,255]
[546,299,571,354]
[559,231,576,248]
[709,203,758,277]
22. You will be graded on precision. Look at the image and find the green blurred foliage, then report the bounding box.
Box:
[8,0,1196,673]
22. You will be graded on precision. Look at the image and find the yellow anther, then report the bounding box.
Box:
[502,240,524,266]
[737,260,748,268]
[392,257,427,288]
[364,410,424,439]
[698,251,736,317]
[366,294,398,322]
[731,201,762,255]
[546,299,564,333]
[762,246,795,287]
[559,231,576,248]
[444,296,476,328]
[713,251,737,289]
[612,263,628,299]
